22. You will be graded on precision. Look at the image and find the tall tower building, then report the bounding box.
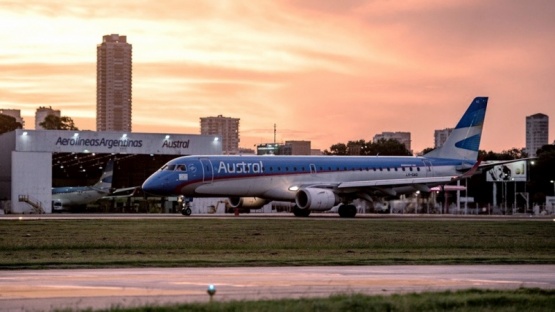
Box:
[200,115,240,154]
[434,128,454,148]
[526,113,549,157]
[35,106,60,130]
[96,34,132,132]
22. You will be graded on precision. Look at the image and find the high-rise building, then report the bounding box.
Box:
[35,106,61,130]
[373,131,411,152]
[200,115,240,154]
[526,113,549,157]
[96,34,132,132]
[0,109,24,128]
[434,128,454,148]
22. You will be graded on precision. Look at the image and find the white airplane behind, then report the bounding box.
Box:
[142,97,489,217]
[52,160,114,211]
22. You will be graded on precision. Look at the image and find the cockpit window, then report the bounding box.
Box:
[166,164,176,171]
[176,164,187,172]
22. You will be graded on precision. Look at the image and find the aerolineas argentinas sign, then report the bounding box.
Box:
[55,137,143,149]
[54,137,192,150]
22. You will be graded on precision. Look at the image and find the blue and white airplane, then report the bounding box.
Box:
[142,97,488,217]
[52,159,114,211]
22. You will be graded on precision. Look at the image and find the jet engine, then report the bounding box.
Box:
[228,197,268,209]
[295,188,339,211]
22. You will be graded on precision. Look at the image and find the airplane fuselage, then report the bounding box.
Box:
[142,155,469,201]
[52,186,109,206]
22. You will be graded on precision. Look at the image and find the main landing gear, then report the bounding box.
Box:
[337,204,357,218]
[292,204,357,218]
[292,206,311,217]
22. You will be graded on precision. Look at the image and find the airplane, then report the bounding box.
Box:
[142,97,490,218]
[51,159,114,211]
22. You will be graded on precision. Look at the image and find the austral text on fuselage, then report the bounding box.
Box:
[162,140,190,148]
[218,161,264,174]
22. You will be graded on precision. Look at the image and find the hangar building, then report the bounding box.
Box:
[0,129,221,213]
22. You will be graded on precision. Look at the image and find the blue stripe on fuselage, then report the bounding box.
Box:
[162,156,470,190]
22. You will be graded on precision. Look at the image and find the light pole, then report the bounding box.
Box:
[551,180,555,196]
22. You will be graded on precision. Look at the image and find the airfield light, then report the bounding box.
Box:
[214,137,219,141]
[165,135,170,139]
[289,186,299,191]
[22,132,28,136]
[73,133,79,137]
[207,284,216,302]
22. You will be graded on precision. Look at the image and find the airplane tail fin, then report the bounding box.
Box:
[92,159,114,191]
[424,97,488,161]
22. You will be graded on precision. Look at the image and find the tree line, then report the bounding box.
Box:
[0,114,77,134]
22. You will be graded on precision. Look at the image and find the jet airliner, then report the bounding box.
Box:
[52,159,113,211]
[142,97,489,217]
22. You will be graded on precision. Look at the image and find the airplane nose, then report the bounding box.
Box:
[142,175,168,196]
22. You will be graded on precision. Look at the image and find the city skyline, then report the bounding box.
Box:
[1,1,554,152]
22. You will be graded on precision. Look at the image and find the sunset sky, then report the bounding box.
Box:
[1,0,554,153]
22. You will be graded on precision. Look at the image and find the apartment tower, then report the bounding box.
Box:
[96,34,132,131]
[526,113,549,157]
[200,115,240,154]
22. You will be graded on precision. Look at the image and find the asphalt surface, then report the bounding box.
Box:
[1,265,554,311]
[1,212,554,221]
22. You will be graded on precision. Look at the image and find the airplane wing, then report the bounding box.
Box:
[330,161,481,196]
[478,158,535,170]
[338,176,455,189]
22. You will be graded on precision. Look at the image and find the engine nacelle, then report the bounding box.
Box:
[295,188,339,211]
[228,197,268,209]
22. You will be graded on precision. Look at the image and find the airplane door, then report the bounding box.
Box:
[310,164,317,174]
[199,158,214,183]
[422,159,433,177]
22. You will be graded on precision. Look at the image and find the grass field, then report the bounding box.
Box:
[102,288,555,312]
[0,218,553,269]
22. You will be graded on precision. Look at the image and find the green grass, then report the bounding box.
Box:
[0,218,553,269]
[75,288,555,312]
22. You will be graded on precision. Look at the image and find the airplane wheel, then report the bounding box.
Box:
[182,207,192,216]
[293,206,311,217]
[338,204,357,218]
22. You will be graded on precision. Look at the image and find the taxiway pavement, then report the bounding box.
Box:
[1,265,554,311]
